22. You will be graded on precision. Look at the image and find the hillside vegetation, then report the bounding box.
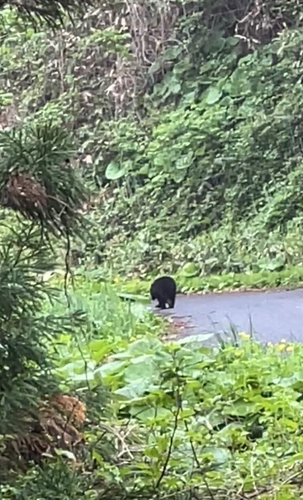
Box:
[4,2,303,499]
[1,0,303,283]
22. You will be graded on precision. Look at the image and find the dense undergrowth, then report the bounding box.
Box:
[4,259,303,499]
[3,0,303,498]
[4,277,303,500]
[2,1,303,284]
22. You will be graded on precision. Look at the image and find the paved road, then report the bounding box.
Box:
[156,289,303,343]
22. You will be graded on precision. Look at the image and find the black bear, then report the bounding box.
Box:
[150,276,176,310]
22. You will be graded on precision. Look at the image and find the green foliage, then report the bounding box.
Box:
[43,276,164,390]
[79,28,303,280]
[0,121,87,236]
[72,335,303,497]
[0,119,89,434]
[1,0,93,27]
[0,222,55,434]
[3,0,303,280]
[5,3,303,495]
[0,106,88,459]
[98,29,303,227]
[5,335,303,499]
[110,265,303,296]
[0,460,96,500]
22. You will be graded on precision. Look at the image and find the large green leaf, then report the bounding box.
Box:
[205,86,222,104]
[105,162,125,180]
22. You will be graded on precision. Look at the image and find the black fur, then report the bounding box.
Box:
[150,276,176,310]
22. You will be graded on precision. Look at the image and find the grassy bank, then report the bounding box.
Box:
[89,265,303,297]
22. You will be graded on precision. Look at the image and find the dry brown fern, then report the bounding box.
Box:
[2,394,87,471]
[1,172,48,221]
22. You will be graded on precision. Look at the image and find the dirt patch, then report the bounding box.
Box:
[163,315,195,341]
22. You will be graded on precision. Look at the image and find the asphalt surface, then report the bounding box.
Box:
[155,288,303,344]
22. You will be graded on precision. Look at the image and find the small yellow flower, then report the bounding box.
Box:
[286,345,294,352]
[277,344,286,352]
[239,332,250,341]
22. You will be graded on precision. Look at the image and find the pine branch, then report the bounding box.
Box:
[0,0,94,26]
